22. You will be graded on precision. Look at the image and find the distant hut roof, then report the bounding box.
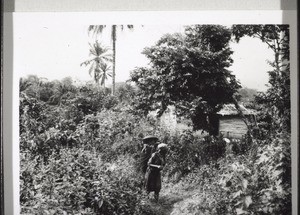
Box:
[217,104,257,116]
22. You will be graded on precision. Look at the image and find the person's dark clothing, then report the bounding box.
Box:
[144,152,165,193]
[140,143,158,174]
[140,144,153,174]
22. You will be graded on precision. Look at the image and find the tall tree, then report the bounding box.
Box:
[88,25,134,95]
[81,41,112,87]
[232,25,290,133]
[131,25,241,134]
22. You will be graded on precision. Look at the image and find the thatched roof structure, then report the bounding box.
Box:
[217,104,257,116]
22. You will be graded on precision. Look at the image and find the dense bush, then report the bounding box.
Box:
[21,149,146,214]
[161,130,226,180]
[19,75,291,215]
[171,132,291,215]
[19,78,164,214]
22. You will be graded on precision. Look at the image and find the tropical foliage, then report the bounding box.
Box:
[130,25,241,133]
[20,24,291,215]
[88,25,134,94]
[232,25,290,134]
[81,41,112,88]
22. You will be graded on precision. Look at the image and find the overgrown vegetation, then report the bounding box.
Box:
[20,24,291,215]
[130,25,241,134]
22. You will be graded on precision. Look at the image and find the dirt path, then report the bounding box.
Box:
[143,182,201,215]
[145,192,189,215]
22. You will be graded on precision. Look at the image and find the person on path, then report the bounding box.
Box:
[140,136,159,174]
[144,143,168,202]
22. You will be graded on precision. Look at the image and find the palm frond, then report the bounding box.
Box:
[99,63,112,72]
[88,25,106,37]
[89,41,111,58]
[88,63,95,76]
[89,48,98,57]
[127,25,134,30]
[119,25,134,31]
[101,53,113,60]
[80,59,92,67]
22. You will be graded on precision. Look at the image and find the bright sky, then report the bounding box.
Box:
[14,16,274,91]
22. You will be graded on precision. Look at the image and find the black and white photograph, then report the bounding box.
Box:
[12,12,296,214]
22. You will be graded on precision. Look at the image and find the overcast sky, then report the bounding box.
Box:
[14,16,274,91]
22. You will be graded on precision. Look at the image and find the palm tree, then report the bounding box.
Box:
[81,40,112,86]
[99,63,112,89]
[88,25,134,95]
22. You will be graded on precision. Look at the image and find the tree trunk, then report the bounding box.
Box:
[112,25,117,95]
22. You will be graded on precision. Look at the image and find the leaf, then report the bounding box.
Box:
[98,198,104,208]
[244,196,252,208]
[233,190,243,199]
[44,210,51,215]
[256,153,269,165]
[272,170,283,179]
[242,179,248,190]
[236,207,248,215]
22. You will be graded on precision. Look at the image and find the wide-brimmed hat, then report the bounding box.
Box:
[142,135,158,143]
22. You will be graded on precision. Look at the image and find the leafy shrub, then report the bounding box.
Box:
[20,149,146,214]
[171,132,291,215]
[103,95,119,109]
[230,138,252,155]
[163,130,226,180]
[252,133,291,214]
[19,76,291,215]
[19,93,46,135]
[116,83,136,103]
